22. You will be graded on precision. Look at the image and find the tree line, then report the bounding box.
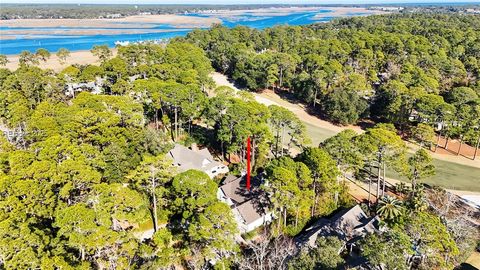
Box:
[181,14,480,156]
[0,15,477,269]
[0,40,321,269]
[0,4,327,20]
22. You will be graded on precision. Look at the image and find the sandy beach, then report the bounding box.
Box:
[1,28,184,40]
[312,6,388,18]
[210,72,364,134]
[1,7,386,34]
[4,49,117,72]
[0,6,390,55]
[0,14,221,29]
[201,6,388,18]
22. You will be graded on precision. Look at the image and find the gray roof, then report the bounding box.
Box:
[220,175,269,225]
[69,82,96,89]
[330,205,377,235]
[236,200,263,224]
[168,144,222,173]
[221,176,249,205]
[297,205,379,247]
[223,174,240,184]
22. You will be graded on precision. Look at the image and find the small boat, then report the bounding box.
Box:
[114,40,130,46]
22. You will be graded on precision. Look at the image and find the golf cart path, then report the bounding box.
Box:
[210,72,480,169]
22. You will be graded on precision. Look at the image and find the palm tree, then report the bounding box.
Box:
[377,196,403,221]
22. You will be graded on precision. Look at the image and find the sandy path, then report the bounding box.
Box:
[210,72,362,133]
[259,89,365,134]
[4,49,117,72]
[467,252,480,269]
[258,90,480,169]
[210,72,480,171]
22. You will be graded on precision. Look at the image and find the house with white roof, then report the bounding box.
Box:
[0,124,24,144]
[65,78,104,97]
[168,144,229,179]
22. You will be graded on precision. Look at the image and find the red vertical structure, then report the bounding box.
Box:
[246,137,251,191]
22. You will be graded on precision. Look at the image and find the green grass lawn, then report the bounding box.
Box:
[304,121,338,146]
[302,121,480,192]
[387,158,480,192]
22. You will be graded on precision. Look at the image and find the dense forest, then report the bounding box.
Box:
[0,13,479,270]
[182,14,480,152]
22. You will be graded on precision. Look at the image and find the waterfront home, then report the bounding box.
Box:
[65,78,104,97]
[0,124,25,144]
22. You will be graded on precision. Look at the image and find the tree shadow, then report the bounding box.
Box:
[234,176,271,216]
[356,120,376,131]
[457,263,478,270]
[270,88,302,105]
[305,105,330,120]
[190,124,223,157]
[226,76,247,90]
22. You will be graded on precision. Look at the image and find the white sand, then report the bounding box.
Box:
[1,28,177,38]
[211,72,480,171]
[1,7,384,37]
[313,7,388,18]
[201,6,387,18]
[1,14,221,30]
[4,49,117,72]
[210,72,363,134]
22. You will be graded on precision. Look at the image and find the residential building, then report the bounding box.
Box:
[168,144,229,179]
[296,205,380,249]
[217,174,273,234]
[65,78,104,97]
[0,124,25,144]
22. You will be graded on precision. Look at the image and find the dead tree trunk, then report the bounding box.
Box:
[311,177,318,217]
[457,135,463,156]
[382,161,386,197]
[279,68,284,89]
[474,134,480,160]
[376,159,381,203]
[435,130,441,152]
[368,165,372,208]
[151,168,159,233]
[174,106,178,141]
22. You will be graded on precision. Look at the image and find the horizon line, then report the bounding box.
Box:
[2,1,480,5]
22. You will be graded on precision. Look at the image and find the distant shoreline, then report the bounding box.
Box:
[0,3,399,20]
[4,49,117,72]
[1,6,385,37]
[0,14,220,30]
[0,7,389,57]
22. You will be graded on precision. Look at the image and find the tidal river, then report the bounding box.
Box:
[0,8,372,55]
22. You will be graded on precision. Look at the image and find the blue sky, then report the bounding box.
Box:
[3,0,480,4]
